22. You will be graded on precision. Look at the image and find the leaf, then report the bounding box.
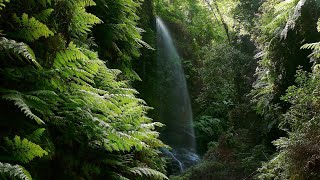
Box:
[0,162,32,180]
[0,37,41,68]
[130,167,168,180]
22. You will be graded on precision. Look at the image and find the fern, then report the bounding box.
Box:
[38,0,52,7]
[12,13,54,41]
[280,0,306,38]
[0,0,9,11]
[69,4,101,37]
[264,0,306,38]
[1,89,48,124]
[76,0,96,7]
[301,19,320,59]
[0,162,32,180]
[53,42,88,68]
[0,37,41,68]
[0,0,167,178]
[5,136,48,163]
[34,8,54,22]
[130,167,168,180]
[26,128,46,143]
[135,38,155,50]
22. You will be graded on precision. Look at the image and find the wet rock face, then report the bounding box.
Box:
[162,148,200,175]
[173,148,200,169]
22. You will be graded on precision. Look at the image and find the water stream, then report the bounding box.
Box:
[156,17,199,173]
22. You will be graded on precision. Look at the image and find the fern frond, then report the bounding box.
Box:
[265,0,306,38]
[38,0,52,7]
[0,0,9,11]
[130,167,168,180]
[77,0,96,7]
[301,42,320,50]
[12,13,54,41]
[0,162,32,180]
[28,90,57,97]
[1,89,45,124]
[34,8,54,22]
[26,128,46,143]
[281,0,306,38]
[0,37,41,68]
[111,173,130,180]
[300,19,320,60]
[5,136,48,163]
[135,38,155,50]
[53,42,88,68]
[69,8,101,37]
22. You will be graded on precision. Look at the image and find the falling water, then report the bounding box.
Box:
[156,17,199,173]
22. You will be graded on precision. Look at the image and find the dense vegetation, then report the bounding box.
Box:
[152,0,320,179]
[0,0,167,179]
[1,0,320,179]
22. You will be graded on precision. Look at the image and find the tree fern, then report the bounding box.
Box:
[301,19,320,59]
[280,0,306,38]
[263,0,306,38]
[12,13,54,41]
[0,162,32,180]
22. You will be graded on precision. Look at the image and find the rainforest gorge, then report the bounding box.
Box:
[1,0,320,179]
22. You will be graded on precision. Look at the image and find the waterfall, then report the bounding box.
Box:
[156,17,199,173]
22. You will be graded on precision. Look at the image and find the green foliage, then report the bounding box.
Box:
[0,162,32,180]
[91,0,148,80]
[232,0,262,33]
[197,43,249,112]
[0,129,48,179]
[169,161,237,180]
[154,0,320,179]
[1,90,47,125]
[0,37,40,68]
[250,0,320,127]
[154,0,226,44]
[0,0,9,11]
[52,42,87,68]
[4,135,48,163]
[34,8,54,22]
[0,0,167,179]
[257,126,320,179]
[154,1,270,179]
[130,167,168,180]
[26,128,46,143]
[263,0,306,39]
[257,21,320,178]
[301,19,320,60]
[12,13,54,41]
[194,116,222,138]
[69,0,101,38]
